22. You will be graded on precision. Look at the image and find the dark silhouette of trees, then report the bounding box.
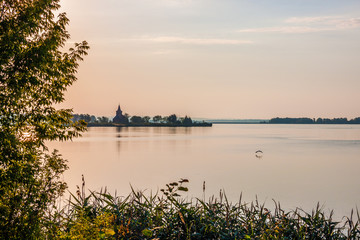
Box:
[331,118,348,124]
[98,116,110,123]
[130,116,144,123]
[143,116,151,123]
[269,117,360,124]
[124,113,130,121]
[90,115,97,123]
[269,117,313,124]
[316,118,323,124]
[82,114,92,123]
[350,117,360,124]
[182,116,193,126]
[153,115,162,123]
[167,114,178,124]
[72,114,112,124]
[72,114,92,123]
[72,113,211,127]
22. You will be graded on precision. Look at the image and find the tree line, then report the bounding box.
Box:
[72,113,211,126]
[269,117,360,124]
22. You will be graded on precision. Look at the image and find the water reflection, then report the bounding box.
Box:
[116,127,122,138]
[152,126,193,135]
[116,138,121,154]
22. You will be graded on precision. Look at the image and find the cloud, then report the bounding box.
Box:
[237,26,331,33]
[237,16,360,34]
[151,49,180,55]
[139,36,253,45]
[65,36,252,46]
[332,18,360,29]
[286,16,360,29]
[158,0,197,6]
[285,16,342,24]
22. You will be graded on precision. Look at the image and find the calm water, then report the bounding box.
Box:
[48,124,360,218]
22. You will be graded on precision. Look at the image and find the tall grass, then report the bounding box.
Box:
[51,178,360,239]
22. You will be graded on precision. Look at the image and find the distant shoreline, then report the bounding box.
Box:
[210,122,265,124]
[82,116,360,126]
[86,121,360,126]
[87,122,212,127]
[211,122,360,125]
[207,117,360,124]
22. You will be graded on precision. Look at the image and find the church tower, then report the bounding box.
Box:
[116,105,122,116]
[113,105,129,124]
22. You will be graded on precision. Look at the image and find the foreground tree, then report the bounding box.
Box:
[0,0,88,238]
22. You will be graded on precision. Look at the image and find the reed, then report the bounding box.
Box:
[52,179,360,239]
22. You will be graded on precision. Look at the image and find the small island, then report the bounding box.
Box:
[72,105,212,127]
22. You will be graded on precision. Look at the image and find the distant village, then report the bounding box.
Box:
[72,105,212,127]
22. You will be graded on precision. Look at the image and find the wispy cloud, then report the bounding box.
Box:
[285,16,342,24]
[66,36,253,46]
[286,16,360,29]
[237,16,360,34]
[157,0,197,6]
[237,26,331,33]
[329,17,360,29]
[151,49,180,55]
[138,36,253,45]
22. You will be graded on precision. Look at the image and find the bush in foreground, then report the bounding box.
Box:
[53,179,360,239]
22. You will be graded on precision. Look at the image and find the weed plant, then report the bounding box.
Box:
[52,178,360,239]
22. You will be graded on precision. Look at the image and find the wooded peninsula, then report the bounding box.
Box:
[72,113,212,127]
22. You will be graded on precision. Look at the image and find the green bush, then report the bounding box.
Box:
[0,0,88,238]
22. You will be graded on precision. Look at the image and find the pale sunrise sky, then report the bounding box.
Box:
[58,0,360,119]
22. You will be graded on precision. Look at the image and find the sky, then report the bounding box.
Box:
[58,0,360,119]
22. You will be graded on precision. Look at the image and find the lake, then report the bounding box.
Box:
[47,124,360,219]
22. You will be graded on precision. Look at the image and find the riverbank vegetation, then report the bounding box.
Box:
[48,179,360,239]
[72,113,212,127]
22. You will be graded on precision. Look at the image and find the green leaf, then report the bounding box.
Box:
[142,229,152,237]
[178,187,188,192]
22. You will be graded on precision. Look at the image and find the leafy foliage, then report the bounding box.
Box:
[55,179,360,239]
[0,0,88,238]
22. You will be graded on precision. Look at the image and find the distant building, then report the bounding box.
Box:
[113,105,129,124]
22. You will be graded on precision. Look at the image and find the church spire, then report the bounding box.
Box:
[113,104,128,124]
[116,104,122,116]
